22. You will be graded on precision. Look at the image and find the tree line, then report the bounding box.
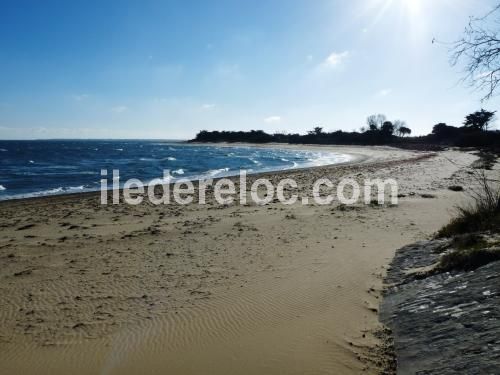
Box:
[190,109,499,149]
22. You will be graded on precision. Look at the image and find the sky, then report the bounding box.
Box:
[0,0,499,139]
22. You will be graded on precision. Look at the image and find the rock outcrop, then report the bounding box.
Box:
[380,240,500,374]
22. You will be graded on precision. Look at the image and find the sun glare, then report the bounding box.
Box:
[364,0,426,27]
[404,0,421,15]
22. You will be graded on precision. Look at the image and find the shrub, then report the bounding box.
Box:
[438,170,500,237]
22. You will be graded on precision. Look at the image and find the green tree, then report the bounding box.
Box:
[399,126,412,137]
[380,121,395,136]
[463,109,496,131]
[308,126,324,135]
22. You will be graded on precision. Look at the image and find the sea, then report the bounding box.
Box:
[0,140,351,201]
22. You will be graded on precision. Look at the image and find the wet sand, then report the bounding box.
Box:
[0,146,478,374]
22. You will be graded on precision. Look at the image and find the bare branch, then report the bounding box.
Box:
[451,4,500,101]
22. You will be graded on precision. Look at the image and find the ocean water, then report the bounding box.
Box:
[0,140,351,200]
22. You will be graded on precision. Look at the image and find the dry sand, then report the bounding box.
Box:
[0,145,479,374]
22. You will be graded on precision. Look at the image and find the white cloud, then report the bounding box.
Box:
[377,88,392,97]
[264,116,282,124]
[323,51,349,68]
[311,51,350,77]
[111,105,128,114]
[201,103,216,110]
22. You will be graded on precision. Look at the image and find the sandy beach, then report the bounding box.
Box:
[0,145,479,374]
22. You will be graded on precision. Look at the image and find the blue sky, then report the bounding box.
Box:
[0,0,498,139]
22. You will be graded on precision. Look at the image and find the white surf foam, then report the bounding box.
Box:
[208,167,230,177]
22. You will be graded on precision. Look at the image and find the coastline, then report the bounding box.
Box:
[0,146,480,374]
[0,144,402,204]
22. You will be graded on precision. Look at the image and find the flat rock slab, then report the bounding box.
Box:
[381,240,500,374]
